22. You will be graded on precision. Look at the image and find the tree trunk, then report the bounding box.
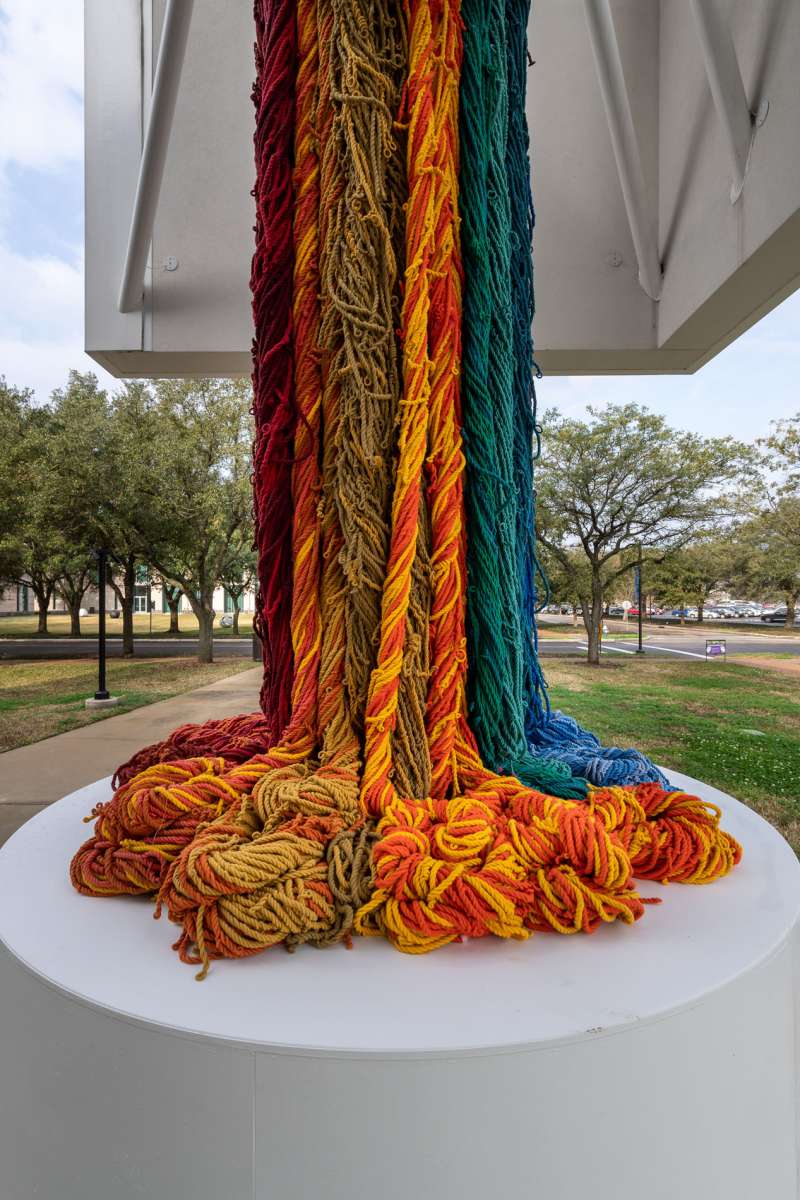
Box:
[121,594,135,655]
[193,604,215,663]
[167,595,181,635]
[30,582,52,634]
[581,573,604,665]
[697,601,704,623]
[68,600,81,637]
[787,595,797,627]
[232,607,240,636]
[117,555,136,656]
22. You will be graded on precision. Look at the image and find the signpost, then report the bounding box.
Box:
[635,551,644,654]
[94,548,110,701]
[85,548,119,709]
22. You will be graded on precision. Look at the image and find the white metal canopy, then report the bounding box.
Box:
[85,0,800,377]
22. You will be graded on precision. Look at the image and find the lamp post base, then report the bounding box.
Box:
[85,696,120,709]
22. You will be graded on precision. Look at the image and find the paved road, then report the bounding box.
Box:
[645,615,799,629]
[0,637,256,661]
[538,613,800,631]
[2,630,798,662]
[539,631,800,659]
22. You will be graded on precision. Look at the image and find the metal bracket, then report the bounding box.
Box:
[689,0,766,204]
[118,0,195,313]
[583,0,662,301]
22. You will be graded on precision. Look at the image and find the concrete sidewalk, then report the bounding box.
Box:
[0,667,261,847]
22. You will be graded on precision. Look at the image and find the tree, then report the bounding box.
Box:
[0,380,32,548]
[32,373,115,640]
[155,574,184,635]
[0,381,63,632]
[130,379,254,663]
[55,552,95,636]
[43,374,193,655]
[761,412,800,489]
[218,545,256,636]
[646,537,737,623]
[99,382,178,655]
[536,542,588,624]
[45,374,148,654]
[536,404,749,663]
[757,413,800,606]
[730,502,800,625]
[0,382,105,635]
[0,520,62,634]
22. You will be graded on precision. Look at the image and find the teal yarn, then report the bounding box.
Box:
[458,0,586,800]
[458,0,669,798]
[501,0,670,793]
[505,0,552,741]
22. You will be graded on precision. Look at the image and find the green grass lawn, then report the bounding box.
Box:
[0,658,255,753]
[0,612,254,638]
[544,656,800,852]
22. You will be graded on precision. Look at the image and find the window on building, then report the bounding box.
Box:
[133,585,151,613]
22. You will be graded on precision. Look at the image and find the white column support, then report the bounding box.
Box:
[582,0,662,301]
[118,0,195,314]
[689,0,758,203]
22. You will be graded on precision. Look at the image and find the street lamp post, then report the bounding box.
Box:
[636,545,645,654]
[95,547,110,700]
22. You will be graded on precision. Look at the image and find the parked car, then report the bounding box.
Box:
[607,605,625,617]
[761,607,789,623]
[670,607,697,619]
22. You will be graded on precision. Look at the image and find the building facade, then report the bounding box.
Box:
[0,575,256,618]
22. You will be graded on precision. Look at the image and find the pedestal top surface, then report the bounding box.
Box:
[1,771,798,1058]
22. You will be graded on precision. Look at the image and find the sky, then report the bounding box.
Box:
[0,0,798,442]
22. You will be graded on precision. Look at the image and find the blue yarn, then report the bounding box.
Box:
[529,710,674,790]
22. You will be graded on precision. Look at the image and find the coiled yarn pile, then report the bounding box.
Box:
[70,0,741,976]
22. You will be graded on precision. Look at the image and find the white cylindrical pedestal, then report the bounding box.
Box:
[1,772,798,1200]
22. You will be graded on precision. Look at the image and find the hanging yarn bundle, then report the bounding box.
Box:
[70,0,741,976]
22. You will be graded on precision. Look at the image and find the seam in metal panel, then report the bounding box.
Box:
[142,0,154,352]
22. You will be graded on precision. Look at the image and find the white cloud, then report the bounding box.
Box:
[0,242,82,339]
[0,0,83,177]
[0,2,117,398]
[0,336,109,399]
[0,240,116,395]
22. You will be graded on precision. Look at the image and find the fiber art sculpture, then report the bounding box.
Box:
[70,0,741,976]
